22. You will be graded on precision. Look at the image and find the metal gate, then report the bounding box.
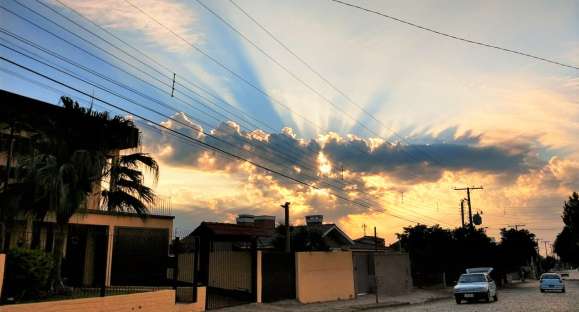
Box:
[353,253,372,295]
[204,241,256,310]
[262,252,295,302]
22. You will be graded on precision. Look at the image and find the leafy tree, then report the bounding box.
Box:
[397,224,455,284]
[561,192,579,231]
[497,228,538,271]
[554,192,579,266]
[554,227,579,266]
[540,256,557,273]
[272,225,330,251]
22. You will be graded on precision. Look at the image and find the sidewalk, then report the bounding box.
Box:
[214,289,453,312]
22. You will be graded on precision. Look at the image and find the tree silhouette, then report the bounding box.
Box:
[6,96,158,289]
[554,192,579,266]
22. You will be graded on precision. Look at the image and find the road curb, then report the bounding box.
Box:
[346,295,453,311]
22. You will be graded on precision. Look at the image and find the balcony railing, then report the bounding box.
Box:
[92,196,173,217]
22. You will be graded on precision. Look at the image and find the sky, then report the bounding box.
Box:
[1,0,578,254]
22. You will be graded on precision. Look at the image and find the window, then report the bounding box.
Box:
[459,274,486,283]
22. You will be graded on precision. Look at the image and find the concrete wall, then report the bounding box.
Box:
[374,253,412,296]
[295,251,355,303]
[0,290,176,312]
[0,254,5,297]
[175,286,206,312]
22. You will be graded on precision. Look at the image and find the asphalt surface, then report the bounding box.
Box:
[369,280,579,312]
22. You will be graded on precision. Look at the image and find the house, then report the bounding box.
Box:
[0,90,174,288]
[292,215,354,250]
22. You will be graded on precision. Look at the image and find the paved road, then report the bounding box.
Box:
[370,280,579,312]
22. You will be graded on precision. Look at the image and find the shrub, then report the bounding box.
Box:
[3,247,55,302]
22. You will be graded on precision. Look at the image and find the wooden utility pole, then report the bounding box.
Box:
[281,202,291,253]
[454,186,483,227]
[374,226,379,304]
[460,199,466,227]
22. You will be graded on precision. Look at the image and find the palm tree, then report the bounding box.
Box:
[25,148,106,288]
[10,96,158,289]
[101,152,159,216]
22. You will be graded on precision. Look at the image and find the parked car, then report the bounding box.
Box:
[466,267,493,274]
[560,272,569,279]
[454,273,498,304]
[539,273,565,293]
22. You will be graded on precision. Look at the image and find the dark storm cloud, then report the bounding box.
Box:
[140,114,545,184]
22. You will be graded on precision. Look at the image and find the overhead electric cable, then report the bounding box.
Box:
[228,0,449,168]
[0,56,431,225]
[2,30,444,223]
[2,1,453,225]
[329,0,578,70]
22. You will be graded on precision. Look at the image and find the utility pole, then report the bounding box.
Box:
[374,226,379,304]
[281,202,291,253]
[460,198,466,227]
[454,186,483,227]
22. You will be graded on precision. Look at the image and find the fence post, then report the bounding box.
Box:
[173,236,180,290]
[192,236,199,303]
[100,229,107,297]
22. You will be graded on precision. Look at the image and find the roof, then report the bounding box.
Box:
[191,221,275,238]
[351,235,391,251]
[0,90,139,150]
[294,223,354,246]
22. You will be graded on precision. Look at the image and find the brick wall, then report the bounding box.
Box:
[0,290,176,312]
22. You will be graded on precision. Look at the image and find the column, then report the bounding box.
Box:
[105,225,114,286]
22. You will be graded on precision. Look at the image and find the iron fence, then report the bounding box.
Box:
[0,227,180,305]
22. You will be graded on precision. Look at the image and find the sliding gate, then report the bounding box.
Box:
[204,241,256,310]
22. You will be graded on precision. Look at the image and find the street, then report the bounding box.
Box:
[370,280,579,312]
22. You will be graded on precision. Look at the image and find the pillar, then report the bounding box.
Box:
[105,225,114,286]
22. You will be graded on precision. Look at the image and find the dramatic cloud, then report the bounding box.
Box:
[143,113,545,184]
[137,113,578,244]
[55,0,202,52]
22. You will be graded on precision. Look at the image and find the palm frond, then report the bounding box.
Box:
[115,178,156,205]
[101,190,148,217]
[119,153,159,183]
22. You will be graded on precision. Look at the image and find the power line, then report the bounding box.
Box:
[26,0,433,192]
[0,4,343,191]
[227,0,455,172]
[0,38,372,209]
[197,0,452,179]
[6,37,440,223]
[1,54,438,226]
[123,0,460,209]
[329,0,578,70]
[2,1,453,225]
